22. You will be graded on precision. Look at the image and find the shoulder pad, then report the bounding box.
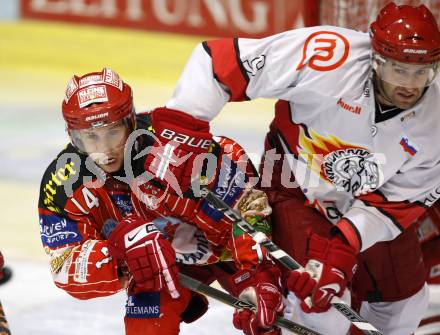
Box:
[38,144,99,214]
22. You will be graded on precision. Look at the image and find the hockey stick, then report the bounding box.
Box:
[0,300,11,335]
[200,187,383,335]
[178,273,323,335]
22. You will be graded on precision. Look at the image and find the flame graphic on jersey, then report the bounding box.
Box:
[298,128,362,182]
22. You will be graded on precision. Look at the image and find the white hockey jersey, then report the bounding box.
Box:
[167,26,440,252]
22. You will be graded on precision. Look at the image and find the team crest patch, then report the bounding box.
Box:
[126,292,160,318]
[323,148,380,193]
[298,129,381,194]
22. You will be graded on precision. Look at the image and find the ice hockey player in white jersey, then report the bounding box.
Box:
[140,2,440,335]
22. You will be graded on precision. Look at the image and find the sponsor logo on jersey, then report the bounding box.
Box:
[43,161,77,212]
[399,137,418,156]
[47,247,74,274]
[400,111,416,122]
[126,292,160,318]
[152,216,215,264]
[337,98,362,115]
[203,157,246,221]
[74,240,96,283]
[40,214,82,248]
[297,31,350,72]
[176,230,211,265]
[109,193,133,216]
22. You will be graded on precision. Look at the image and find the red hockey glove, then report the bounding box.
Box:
[133,181,233,247]
[107,214,180,298]
[145,108,212,194]
[232,263,284,335]
[287,233,357,313]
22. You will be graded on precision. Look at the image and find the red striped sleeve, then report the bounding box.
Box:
[204,38,249,101]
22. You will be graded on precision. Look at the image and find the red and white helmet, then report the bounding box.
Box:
[62,68,135,151]
[370,2,440,64]
[370,2,440,87]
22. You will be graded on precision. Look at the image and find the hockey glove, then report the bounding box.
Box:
[145,108,212,194]
[133,180,234,247]
[107,214,180,298]
[287,233,357,313]
[232,262,284,335]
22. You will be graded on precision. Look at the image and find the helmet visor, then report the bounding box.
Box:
[373,53,440,88]
[70,118,131,159]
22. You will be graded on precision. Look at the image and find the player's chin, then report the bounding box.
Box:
[98,158,123,173]
[393,88,422,109]
[392,94,420,109]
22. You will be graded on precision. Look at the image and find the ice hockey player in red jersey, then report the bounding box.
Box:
[142,2,440,334]
[38,68,283,335]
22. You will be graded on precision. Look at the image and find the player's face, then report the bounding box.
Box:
[375,57,439,109]
[79,121,129,173]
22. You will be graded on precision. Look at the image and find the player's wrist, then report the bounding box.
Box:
[307,233,357,281]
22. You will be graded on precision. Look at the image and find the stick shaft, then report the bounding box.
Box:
[201,188,383,335]
[178,273,323,335]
